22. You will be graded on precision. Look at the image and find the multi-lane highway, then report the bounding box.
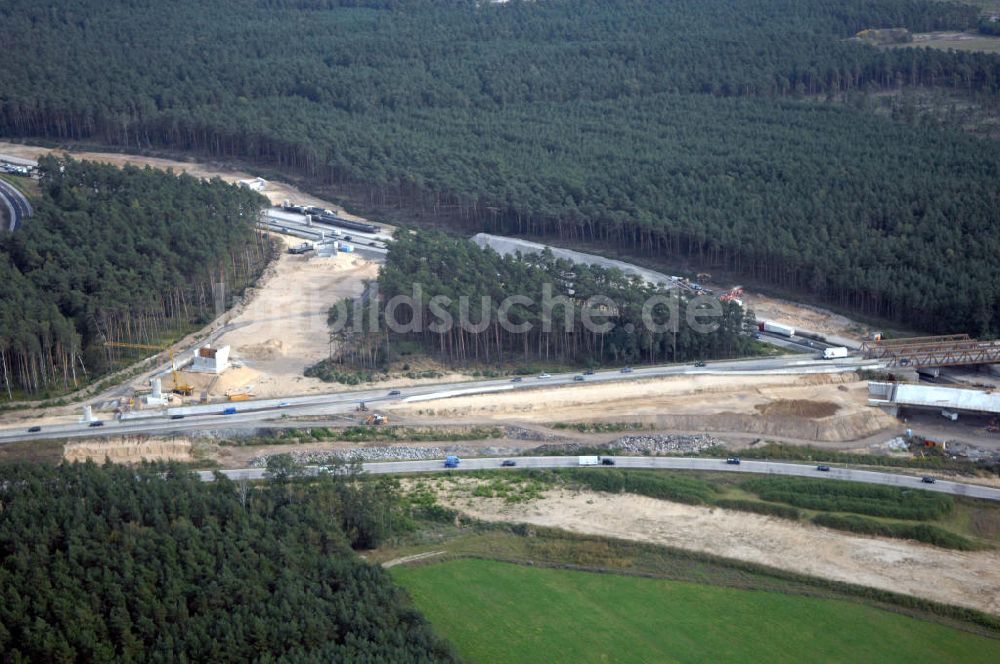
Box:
[0,355,881,444]
[197,455,1000,502]
[0,177,32,231]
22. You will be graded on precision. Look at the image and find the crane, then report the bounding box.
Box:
[103,341,194,396]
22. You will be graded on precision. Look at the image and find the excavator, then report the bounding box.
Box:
[225,385,254,402]
[364,414,388,425]
[103,341,194,396]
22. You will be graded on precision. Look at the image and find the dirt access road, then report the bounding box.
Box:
[0,141,371,220]
[439,486,1000,616]
[180,235,380,399]
[0,141,386,420]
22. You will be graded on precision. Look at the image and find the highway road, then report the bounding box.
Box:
[0,354,881,444]
[196,455,1000,502]
[0,177,31,231]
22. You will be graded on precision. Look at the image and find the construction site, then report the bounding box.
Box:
[4,145,1000,642]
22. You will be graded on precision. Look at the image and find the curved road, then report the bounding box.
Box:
[0,178,32,231]
[198,455,1000,502]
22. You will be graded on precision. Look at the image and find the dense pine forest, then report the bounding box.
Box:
[0,462,456,661]
[321,230,756,370]
[0,158,273,399]
[2,0,1000,333]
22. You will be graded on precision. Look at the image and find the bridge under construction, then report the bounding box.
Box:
[861,334,1000,369]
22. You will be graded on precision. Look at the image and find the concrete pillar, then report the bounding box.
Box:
[81,405,93,422]
[151,377,162,399]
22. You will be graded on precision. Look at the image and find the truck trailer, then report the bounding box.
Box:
[822,346,848,360]
[757,320,795,337]
[578,456,600,466]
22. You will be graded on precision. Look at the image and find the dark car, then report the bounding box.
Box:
[694,361,706,367]
[501,459,517,467]
[343,235,353,241]
[601,457,616,466]
[88,421,104,428]
[584,369,595,375]
[511,376,523,382]
[817,465,831,472]
[726,457,741,465]
[621,367,633,373]
[170,414,185,420]
[388,390,401,396]
[574,375,585,381]
[921,476,937,484]
[27,426,41,433]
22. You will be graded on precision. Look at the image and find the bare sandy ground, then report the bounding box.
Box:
[440,487,1000,615]
[196,236,380,398]
[741,291,873,340]
[64,437,194,463]
[392,373,898,442]
[0,141,374,222]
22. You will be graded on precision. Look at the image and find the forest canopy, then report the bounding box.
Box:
[0,462,456,661]
[319,230,756,371]
[1,0,999,333]
[0,158,271,399]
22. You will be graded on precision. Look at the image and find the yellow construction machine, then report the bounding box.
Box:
[103,341,194,396]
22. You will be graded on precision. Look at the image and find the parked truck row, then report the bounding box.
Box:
[281,200,382,234]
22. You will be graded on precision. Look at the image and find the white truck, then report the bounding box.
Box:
[578,456,600,466]
[757,321,795,337]
[822,346,848,360]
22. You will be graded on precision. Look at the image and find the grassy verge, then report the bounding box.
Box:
[0,173,40,198]
[811,514,980,551]
[379,523,1000,634]
[718,441,1000,477]
[0,439,64,465]
[739,476,955,520]
[223,425,506,446]
[551,421,652,433]
[478,468,999,550]
[393,558,1000,663]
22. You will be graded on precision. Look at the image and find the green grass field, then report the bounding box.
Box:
[394,559,1000,664]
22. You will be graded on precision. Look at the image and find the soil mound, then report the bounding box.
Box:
[755,400,840,418]
[238,339,286,361]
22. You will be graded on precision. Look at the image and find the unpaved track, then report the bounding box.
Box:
[208,236,379,398]
[440,488,1000,616]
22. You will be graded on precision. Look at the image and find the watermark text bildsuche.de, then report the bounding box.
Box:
[327,283,727,336]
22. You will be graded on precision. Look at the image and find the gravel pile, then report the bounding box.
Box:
[249,446,445,468]
[610,434,721,455]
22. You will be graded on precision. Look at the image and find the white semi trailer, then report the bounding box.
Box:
[822,347,848,360]
[757,321,795,337]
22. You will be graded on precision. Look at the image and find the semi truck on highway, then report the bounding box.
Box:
[310,212,381,234]
[757,320,795,337]
[578,456,599,466]
[822,346,848,360]
[281,201,308,215]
